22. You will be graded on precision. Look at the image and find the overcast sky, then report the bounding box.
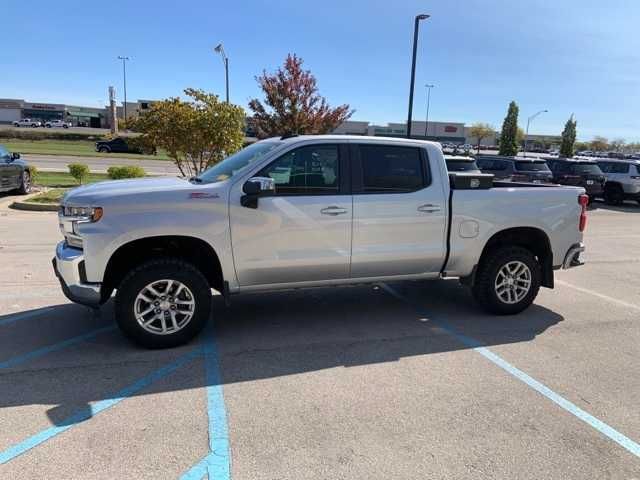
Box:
[2,0,638,141]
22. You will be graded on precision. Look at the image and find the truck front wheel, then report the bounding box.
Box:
[115,259,212,348]
[472,246,541,315]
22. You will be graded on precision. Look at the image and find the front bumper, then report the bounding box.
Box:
[52,241,101,306]
[562,242,585,269]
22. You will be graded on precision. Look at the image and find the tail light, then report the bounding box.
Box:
[578,194,588,232]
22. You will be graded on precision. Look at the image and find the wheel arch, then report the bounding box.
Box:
[101,235,224,302]
[469,226,554,289]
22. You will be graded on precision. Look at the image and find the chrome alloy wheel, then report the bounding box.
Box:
[134,279,195,335]
[23,171,31,192]
[494,261,532,304]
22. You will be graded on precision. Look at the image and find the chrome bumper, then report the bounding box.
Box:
[52,241,101,306]
[562,242,585,269]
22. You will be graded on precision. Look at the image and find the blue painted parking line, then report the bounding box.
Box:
[0,307,56,327]
[0,347,202,465]
[380,283,640,459]
[180,326,230,480]
[0,325,116,369]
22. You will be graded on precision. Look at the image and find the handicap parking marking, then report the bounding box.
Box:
[0,347,202,465]
[180,325,231,480]
[0,307,56,327]
[0,325,116,369]
[380,283,640,459]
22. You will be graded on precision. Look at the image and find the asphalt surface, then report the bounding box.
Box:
[0,193,638,479]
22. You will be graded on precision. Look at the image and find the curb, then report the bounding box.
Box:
[10,201,59,212]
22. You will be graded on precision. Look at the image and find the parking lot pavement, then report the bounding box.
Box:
[0,200,639,479]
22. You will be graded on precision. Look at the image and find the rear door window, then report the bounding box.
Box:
[610,163,630,174]
[359,145,425,193]
[570,163,603,175]
[515,161,550,172]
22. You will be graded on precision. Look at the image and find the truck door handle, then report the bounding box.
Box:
[417,204,441,213]
[321,206,348,216]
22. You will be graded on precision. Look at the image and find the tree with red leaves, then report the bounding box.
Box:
[248,54,353,139]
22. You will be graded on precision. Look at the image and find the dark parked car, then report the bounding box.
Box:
[0,144,31,194]
[445,156,481,174]
[546,158,605,201]
[475,155,553,183]
[95,137,146,154]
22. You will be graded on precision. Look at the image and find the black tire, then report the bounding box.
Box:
[17,170,31,194]
[604,183,624,206]
[472,246,541,315]
[115,258,212,348]
[63,124,69,129]
[98,146,110,153]
[46,124,52,128]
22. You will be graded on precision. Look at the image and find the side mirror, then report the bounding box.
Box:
[241,176,275,208]
[11,152,20,160]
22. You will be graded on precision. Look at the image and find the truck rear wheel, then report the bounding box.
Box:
[115,258,211,348]
[472,246,541,315]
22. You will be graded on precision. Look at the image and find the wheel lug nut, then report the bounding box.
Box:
[155,308,161,313]
[170,305,176,310]
[154,301,159,306]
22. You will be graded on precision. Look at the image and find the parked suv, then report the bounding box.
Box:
[476,156,553,183]
[546,158,605,201]
[95,137,145,154]
[596,159,640,205]
[45,119,71,129]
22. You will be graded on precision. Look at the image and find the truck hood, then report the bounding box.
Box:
[62,177,219,206]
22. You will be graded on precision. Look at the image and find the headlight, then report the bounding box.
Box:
[61,206,103,222]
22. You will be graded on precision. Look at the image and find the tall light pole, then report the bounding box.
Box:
[117,56,130,122]
[524,109,548,157]
[214,43,229,103]
[406,14,430,138]
[424,84,434,138]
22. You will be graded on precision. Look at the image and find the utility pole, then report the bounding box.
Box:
[525,109,548,157]
[214,44,229,103]
[108,86,118,135]
[424,84,434,138]
[406,14,430,138]
[117,56,130,122]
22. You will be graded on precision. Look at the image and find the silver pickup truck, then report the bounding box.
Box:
[53,135,587,348]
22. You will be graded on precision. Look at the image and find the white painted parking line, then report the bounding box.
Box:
[380,283,640,459]
[556,279,640,312]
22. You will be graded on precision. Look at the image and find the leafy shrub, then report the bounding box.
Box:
[0,129,106,141]
[107,165,146,179]
[26,165,38,183]
[68,163,90,184]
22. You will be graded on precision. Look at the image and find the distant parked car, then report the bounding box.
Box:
[546,158,605,202]
[12,118,42,128]
[445,156,481,174]
[95,137,147,154]
[0,144,32,194]
[45,119,71,129]
[596,158,640,205]
[476,155,553,183]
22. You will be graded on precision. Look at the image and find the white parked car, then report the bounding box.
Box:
[54,135,588,348]
[12,118,42,128]
[45,119,71,129]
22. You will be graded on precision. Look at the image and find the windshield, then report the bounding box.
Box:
[446,160,480,172]
[516,161,550,172]
[571,163,602,175]
[197,141,282,183]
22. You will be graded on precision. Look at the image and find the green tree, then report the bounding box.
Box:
[68,163,90,184]
[498,101,520,156]
[469,122,495,153]
[560,115,577,158]
[248,54,353,138]
[130,88,245,177]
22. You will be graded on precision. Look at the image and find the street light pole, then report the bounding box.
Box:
[406,14,430,138]
[424,84,434,138]
[214,44,229,103]
[524,109,548,157]
[117,56,130,122]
